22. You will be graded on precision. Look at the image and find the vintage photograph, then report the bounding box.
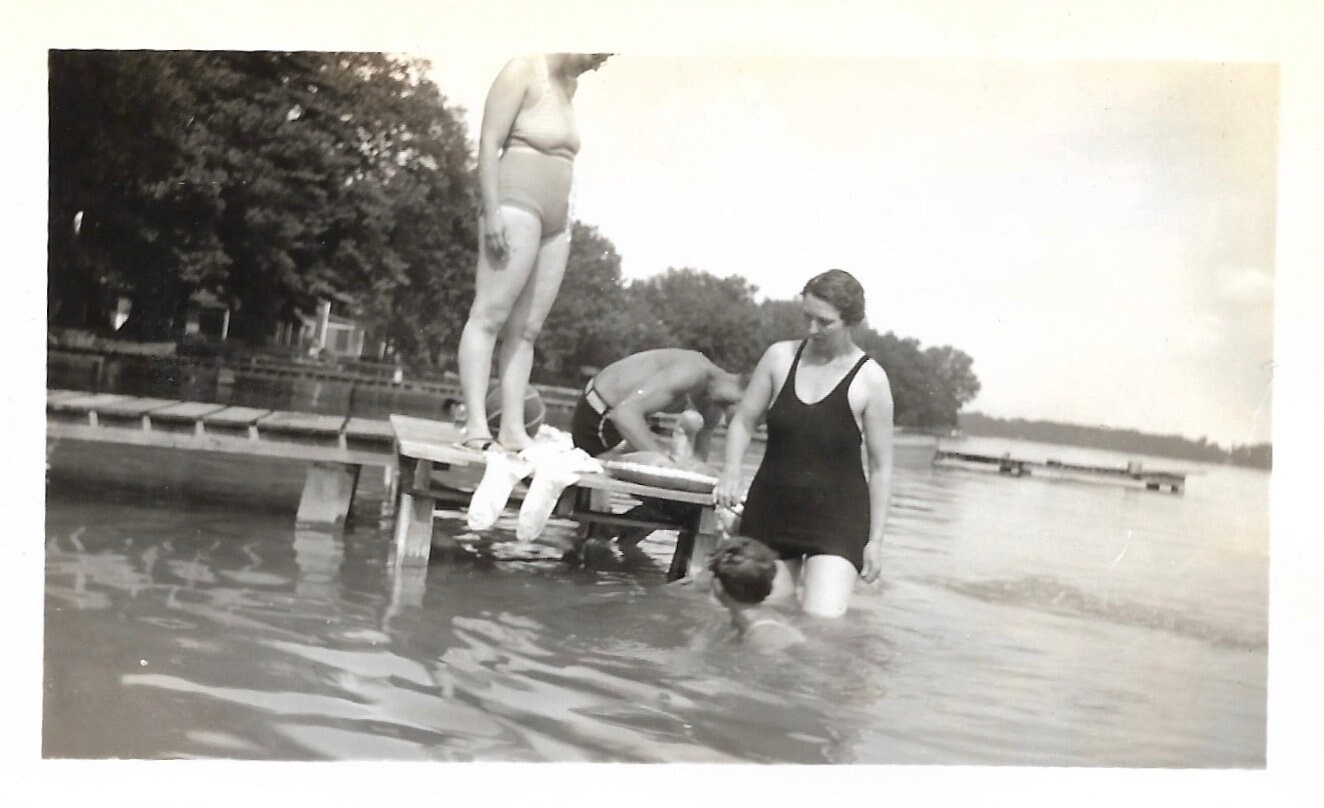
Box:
[17,3,1322,803]
[40,46,1273,767]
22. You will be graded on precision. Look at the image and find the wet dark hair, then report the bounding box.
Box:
[708,536,779,604]
[802,269,866,326]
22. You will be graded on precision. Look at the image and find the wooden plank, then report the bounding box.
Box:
[257,410,347,436]
[88,396,180,417]
[46,389,89,406]
[296,462,360,526]
[148,401,230,422]
[559,511,683,531]
[47,421,393,466]
[48,393,133,413]
[389,414,484,466]
[572,471,715,505]
[390,414,463,445]
[343,417,396,441]
[393,491,436,565]
[200,406,272,427]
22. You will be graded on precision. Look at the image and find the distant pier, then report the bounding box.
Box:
[933,449,1186,494]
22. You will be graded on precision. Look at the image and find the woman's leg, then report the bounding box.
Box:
[799,554,858,617]
[492,229,571,449]
[767,558,801,601]
[456,207,542,442]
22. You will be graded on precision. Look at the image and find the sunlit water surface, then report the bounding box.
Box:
[44,434,1266,765]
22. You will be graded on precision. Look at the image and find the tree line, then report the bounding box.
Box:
[958,412,1272,469]
[47,50,980,428]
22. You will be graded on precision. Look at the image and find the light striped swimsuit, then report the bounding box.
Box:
[498,56,579,239]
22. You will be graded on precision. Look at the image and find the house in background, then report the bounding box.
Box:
[271,299,373,359]
[183,290,231,340]
[322,311,367,358]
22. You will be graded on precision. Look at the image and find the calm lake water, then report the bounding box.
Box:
[43,429,1267,765]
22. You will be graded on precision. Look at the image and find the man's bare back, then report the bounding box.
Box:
[571,349,743,463]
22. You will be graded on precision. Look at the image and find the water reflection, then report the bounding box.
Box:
[44,438,1268,764]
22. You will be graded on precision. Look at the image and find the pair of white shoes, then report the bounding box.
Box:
[466,429,604,540]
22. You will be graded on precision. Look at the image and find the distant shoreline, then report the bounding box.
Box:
[958,412,1271,471]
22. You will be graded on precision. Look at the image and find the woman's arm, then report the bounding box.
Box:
[477,59,530,260]
[859,365,895,584]
[716,344,782,508]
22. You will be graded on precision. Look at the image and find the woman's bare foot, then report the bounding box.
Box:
[496,428,534,452]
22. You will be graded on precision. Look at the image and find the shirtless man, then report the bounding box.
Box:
[571,348,743,467]
[567,349,743,560]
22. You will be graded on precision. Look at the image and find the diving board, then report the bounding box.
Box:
[388,414,720,581]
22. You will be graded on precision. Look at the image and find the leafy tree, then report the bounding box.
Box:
[628,268,764,372]
[853,329,927,426]
[755,298,805,346]
[48,50,477,348]
[920,344,981,426]
[49,51,229,338]
[47,51,985,431]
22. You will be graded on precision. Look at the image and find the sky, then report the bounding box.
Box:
[425,53,1277,447]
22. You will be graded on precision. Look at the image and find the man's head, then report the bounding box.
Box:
[707,369,745,410]
[708,536,779,605]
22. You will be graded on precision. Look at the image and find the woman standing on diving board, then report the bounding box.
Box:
[456,53,614,452]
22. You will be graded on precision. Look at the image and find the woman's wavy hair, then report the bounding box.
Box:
[802,269,866,326]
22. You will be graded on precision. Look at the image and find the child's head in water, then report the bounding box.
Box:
[708,536,779,606]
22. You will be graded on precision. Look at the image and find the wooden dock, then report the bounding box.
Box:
[46,389,398,525]
[933,449,1186,494]
[46,389,722,579]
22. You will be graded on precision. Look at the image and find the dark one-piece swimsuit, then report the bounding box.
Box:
[739,341,873,571]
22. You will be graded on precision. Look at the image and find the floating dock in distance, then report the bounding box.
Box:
[933,449,1186,494]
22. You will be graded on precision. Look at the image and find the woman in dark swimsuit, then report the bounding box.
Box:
[716,270,894,617]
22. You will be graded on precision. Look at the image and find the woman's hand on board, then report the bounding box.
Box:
[715,468,743,509]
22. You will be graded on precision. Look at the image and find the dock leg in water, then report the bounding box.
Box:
[393,490,437,565]
[668,507,720,583]
[296,462,361,527]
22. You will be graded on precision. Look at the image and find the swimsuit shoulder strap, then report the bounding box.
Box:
[844,352,872,384]
[788,340,809,380]
[771,340,810,407]
[824,352,873,402]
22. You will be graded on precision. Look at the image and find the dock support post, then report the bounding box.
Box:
[689,507,720,580]
[296,462,360,526]
[672,505,725,582]
[570,487,614,547]
[668,506,719,583]
[668,529,695,582]
[392,457,435,565]
[392,491,436,565]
